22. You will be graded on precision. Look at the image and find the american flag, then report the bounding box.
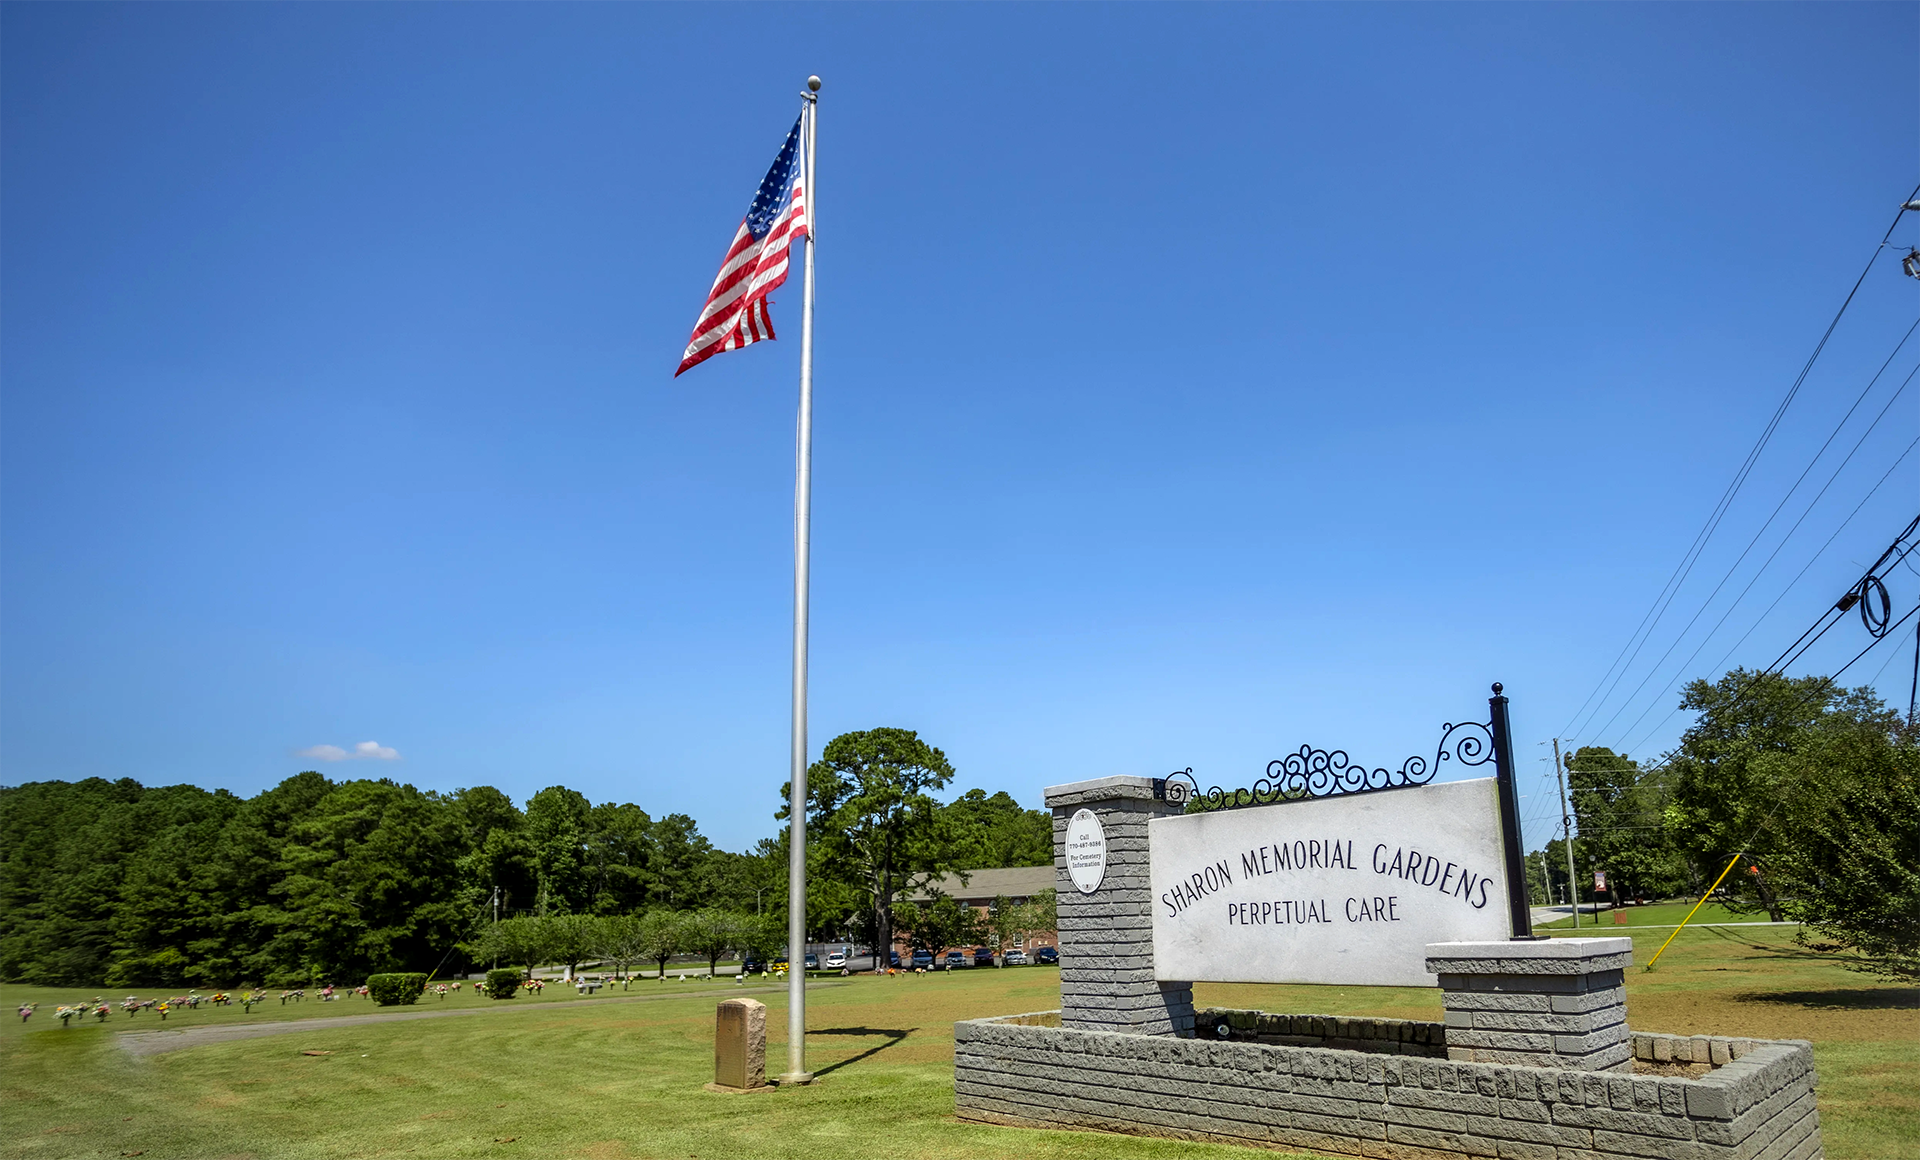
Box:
[675,115,810,377]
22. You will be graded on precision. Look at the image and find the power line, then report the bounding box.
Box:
[1563,186,1920,741]
[1596,366,1920,747]
[1555,511,1920,817]
[1620,437,1920,755]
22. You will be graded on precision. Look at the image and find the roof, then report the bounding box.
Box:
[908,865,1057,903]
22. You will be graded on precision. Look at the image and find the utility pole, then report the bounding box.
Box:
[489,886,501,970]
[1554,738,1579,929]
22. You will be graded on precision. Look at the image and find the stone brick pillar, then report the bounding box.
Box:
[1425,937,1633,1072]
[1046,775,1194,1037]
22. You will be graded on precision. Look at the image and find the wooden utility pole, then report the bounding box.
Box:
[1554,738,1579,929]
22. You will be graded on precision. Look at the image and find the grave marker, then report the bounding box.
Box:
[708,997,770,1093]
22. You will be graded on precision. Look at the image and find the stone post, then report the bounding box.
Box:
[708,997,769,1092]
[1046,775,1194,1036]
[1425,937,1633,1072]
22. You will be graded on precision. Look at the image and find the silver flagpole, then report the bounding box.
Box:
[781,74,820,1087]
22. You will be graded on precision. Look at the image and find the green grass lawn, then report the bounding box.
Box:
[3,928,1913,1160]
[1534,901,1772,929]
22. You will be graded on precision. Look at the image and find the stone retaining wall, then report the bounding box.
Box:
[954,1010,1822,1159]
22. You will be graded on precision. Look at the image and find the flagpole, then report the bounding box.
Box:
[781,74,820,1088]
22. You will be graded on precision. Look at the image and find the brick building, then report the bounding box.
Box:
[894,865,1057,960]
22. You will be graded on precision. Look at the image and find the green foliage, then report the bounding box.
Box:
[537,913,602,975]
[471,916,548,971]
[892,893,979,956]
[1015,888,1056,940]
[678,908,746,974]
[2,761,1040,988]
[635,909,685,977]
[1566,747,1690,903]
[1665,670,1898,920]
[484,968,521,999]
[786,727,958,969]
[940,790,1052,868]
[0,774,739,987]
[365,972,427,1006]
[591,914,646,979]
[1765,718,1920,981]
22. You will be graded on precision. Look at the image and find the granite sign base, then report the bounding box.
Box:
[954,1011,1823,1159]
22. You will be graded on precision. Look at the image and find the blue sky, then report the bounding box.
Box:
[4,3,1917,854]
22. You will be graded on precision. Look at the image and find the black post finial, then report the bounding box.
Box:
[1492,682,1503,695]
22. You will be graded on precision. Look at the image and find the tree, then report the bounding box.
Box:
[592,914,649,983]
[1756,704,1919,981]
[260,778,466,985]
[1664,670,1893,920]
[941,790,1052,868]
[584,803,654,914]
[1012,888,1057,952]
[636,909,684,979]
[473,915,551,976]
[786,728,959,975]
[524,786,592,915]
[893,894,978,962]
[539,913,603,980]
[1566,747,1687,904]
[981,894,1015,964]
[647,814,714,910]
[451,785,534,923]
[678,908,742,976]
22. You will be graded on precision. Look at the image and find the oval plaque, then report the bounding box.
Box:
[1065,808,1107,894]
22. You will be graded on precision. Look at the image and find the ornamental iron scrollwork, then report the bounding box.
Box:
[1154,716,1498,812]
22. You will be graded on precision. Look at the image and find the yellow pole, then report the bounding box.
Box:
[1645,851,1747,971]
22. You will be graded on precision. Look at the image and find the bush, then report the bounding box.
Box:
[365,973,428,1006]
[485,968,521,999]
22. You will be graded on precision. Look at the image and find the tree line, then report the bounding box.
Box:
[1526,669,1917,981]
[465,887,1059,983]
[0,727,1055,987]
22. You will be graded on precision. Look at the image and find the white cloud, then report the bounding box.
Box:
[297,741,401,762]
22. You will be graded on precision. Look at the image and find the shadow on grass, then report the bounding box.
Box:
[810,1026,915,1076]
[1732,988,1919,1011]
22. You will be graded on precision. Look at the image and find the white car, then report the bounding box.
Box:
[823,952,848,969]
[1003,949,1029,966]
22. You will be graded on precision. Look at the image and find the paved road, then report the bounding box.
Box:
[116,981,827,1057]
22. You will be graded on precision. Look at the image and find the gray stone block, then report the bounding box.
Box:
[1550,986,1627,1014]
[1552,1022,1631,1055]
[1445,991,1554,1013]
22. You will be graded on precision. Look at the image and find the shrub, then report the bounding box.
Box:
[485,969,521,999]
[365,973,428,1006]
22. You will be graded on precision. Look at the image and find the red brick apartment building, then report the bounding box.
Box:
[892,865,1057,960]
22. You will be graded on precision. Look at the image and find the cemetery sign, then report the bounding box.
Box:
[1150,778,1510,986]
[1147,684,1534,988]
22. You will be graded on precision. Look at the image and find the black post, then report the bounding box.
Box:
[1488,682,1536,939]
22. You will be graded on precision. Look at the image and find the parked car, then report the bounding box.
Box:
[824,952,847,969]
[910,949,934,969]
[1032,946,1059,964]
[1003,949,1028,966]
[741,958,766,975]
[803,953,820,970]
[889,950,901,968]
[973,947,995,967]
[943,950,969,970]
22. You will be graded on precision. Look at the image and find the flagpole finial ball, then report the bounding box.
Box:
[807,76,821,92]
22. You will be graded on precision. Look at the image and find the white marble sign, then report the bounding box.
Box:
[1065,808,1107,894]
[1149,779,1511,987]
